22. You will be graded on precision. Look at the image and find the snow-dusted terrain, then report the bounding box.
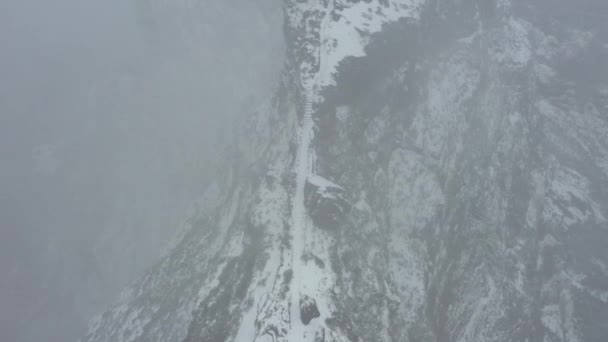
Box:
[83,0,608,341]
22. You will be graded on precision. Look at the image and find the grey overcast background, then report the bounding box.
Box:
[0,0,283,341]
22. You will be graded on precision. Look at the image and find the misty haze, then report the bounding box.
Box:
[1,1,608,342]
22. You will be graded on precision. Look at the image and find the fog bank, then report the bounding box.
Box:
[0,1,284,340]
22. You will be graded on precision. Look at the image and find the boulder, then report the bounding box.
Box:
[304,174,351,231]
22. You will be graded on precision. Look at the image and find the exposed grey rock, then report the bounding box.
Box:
[305,175,351,230]
[300,295,321,325]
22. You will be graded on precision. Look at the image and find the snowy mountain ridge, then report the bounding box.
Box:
[286,0,425,89]
[84,0,608,341]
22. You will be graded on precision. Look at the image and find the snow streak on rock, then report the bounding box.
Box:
[287,0,425,89]
[288,82,317,340]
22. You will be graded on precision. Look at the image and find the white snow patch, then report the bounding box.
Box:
[488,17,531,68]
[319,0,425,86]
[354,191,371,213]
[288,84,319,341]
[289,0,426,88]
[540,234,559,248]
[307,174,342,191]
[336,105,351,122]
[543,163,599,228]
[542,304,562,338]
[234,304,259,342]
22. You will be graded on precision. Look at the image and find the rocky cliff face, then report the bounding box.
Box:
[83,1,608,341]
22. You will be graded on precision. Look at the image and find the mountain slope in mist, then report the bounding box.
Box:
[0,1,282,341]
[84,0,608,341]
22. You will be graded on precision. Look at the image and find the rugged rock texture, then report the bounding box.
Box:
[305,175,351,230]
[83,0,608,341]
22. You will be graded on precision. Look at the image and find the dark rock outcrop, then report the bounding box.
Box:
[304,175,351,230]
[300,295,320,325]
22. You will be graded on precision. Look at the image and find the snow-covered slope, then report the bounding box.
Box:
[83,0,608,341]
